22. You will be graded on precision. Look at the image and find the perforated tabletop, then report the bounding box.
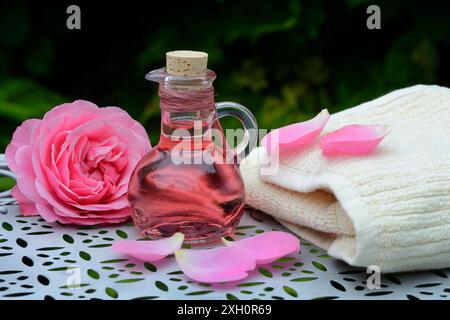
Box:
[0,206,449,300]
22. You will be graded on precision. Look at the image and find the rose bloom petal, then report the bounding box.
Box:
[175,246,256,283]
[11,186,38,216]
[262,109,329,155]
[223,231,300,265]
[320,124,390,157]
[5,100,151,225]
[112,233,184,262]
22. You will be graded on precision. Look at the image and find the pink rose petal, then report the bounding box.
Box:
[175,246,256,283]
[320,124,390,157]
[262,109,329,155]
[11,186,38,216]
[5,119,40,173]
[223,231,300,265]
[112,233,184,262]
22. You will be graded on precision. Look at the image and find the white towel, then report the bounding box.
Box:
[241,85,450,273]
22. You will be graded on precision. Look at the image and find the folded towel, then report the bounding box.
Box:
[241,85,450,273]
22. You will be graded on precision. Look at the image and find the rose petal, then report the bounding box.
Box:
[62,215,127,225]
[112,233,184,262]
[320,124,390,157]
[14,146,41,203]
[11,186,38,216]
[35,203,66,223]
[175,246,256,283]
[5,119,40,173]
[223,231,300,265]
[262,109,329,155]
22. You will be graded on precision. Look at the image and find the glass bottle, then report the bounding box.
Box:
[128,51,258,244]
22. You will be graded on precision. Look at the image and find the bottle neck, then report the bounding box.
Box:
[150,69,219,150]
[161,105,216,136]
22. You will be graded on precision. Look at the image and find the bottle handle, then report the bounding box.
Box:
[216,101,258,160]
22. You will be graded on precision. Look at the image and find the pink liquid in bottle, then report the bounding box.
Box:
[128,131,245,243]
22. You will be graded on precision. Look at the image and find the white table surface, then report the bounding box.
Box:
[0,205,449,300]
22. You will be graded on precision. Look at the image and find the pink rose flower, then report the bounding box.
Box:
[5,100,151,225]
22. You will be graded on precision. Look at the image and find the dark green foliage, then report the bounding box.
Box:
[0,0,448,155]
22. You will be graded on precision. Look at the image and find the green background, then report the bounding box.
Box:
[0,0,449,189]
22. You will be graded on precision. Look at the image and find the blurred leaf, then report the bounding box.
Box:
[0,78,65,121]
[229,2,299,42]
[231,60,268,93]
[0,177,15,192]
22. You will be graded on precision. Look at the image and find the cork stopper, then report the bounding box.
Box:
[166,50,208,77]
